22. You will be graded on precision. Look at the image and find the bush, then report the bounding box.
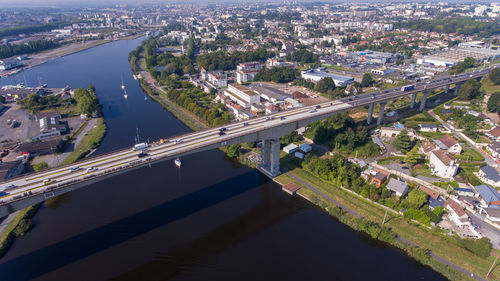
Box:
[459,237,492,258]
[12,219,33,237]
[32,161,49,172]
[490,68,500,85]
[404,209,431,226]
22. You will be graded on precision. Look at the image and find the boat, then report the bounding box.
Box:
[121,76,128,99]
[132,74,137,80]
[144,96,148,101]
[175,157,182,168]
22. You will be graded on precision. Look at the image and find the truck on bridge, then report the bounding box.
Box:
[401,85,415,91]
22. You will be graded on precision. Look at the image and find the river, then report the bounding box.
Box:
[0,37,447,281]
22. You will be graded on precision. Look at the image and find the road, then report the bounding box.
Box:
[0,66,494,212]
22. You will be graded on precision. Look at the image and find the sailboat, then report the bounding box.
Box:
[175,157,182,168]
[121,76,128,99]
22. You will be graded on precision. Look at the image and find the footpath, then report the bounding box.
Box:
[284,171,488,281]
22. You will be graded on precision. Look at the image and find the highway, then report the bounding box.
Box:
[0,66,494,211]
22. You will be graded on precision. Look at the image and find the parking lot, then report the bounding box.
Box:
[0,102,38,143]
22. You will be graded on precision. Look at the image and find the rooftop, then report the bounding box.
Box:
[480,165,500,183]
[431,149,455,166]
[475,184,500,204]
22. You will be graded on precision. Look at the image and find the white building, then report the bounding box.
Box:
[223,84,260,108]
[301,68,354,86]
[207,71,227,87]
[283,143,299,154]
[236,62,263,84]
[478,165,500,188]
[429,150,459,179]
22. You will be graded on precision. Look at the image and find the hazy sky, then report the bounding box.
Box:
[0,0,496,8]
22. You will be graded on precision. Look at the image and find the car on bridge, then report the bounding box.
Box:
[69,166,81,172]
[43,179,55,185]
[86,167,98,173]
[309,109,317,113]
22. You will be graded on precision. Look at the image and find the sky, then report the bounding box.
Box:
[0,0,496,8]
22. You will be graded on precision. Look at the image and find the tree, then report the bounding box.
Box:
[490,68,500,85]
[226,144,241,158]
[406,189,428,209]
[487,92,500,114]
[405,146,422,167]
[456,79,482,100]
[360,73,375,87]
[459,237,492,258]
[392,130,414,153]
[314,77,336,93]
[281,131,300,146]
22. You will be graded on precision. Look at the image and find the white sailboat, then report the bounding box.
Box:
[121,76,128,99]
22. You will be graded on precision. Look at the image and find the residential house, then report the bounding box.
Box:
[444,199,470,227]
[299,143,312,153]
[370,172,388,188]
[487,141,500,160]
[418,186,444,210]
[429,150,459,179]
[419,140,437,157]
[433,134,462,155]
[418,124,438,132]
[478,165,500,187]
[454,188,476,197]
[474,184,500,209]
[486,126,500,141]
[482,208,500,222]
[386,178,409,197]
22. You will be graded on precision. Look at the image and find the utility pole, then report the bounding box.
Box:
[487,256,498,277]
[382,209,388,225]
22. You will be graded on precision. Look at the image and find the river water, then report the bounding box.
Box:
[0,37,447,281]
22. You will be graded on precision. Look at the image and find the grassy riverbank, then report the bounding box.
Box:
[276,168,500,280]
[61,117,107,165]
[0,204,40,258]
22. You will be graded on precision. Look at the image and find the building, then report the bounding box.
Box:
[266,57,287,68]
[483,208,500,222]
[444,199,469,227]
[371,67,397,76]
[433,135,462,155]
[223,84,260,108]
[248,84,288,103]
[370,172,388,188]
[0,58,22,70]
[236,62,263,84]
[15,139,62,155]
[487,141,500,160]
[418,186,443,210]
[380,127,403,138]
[301,68,354,86]
[207,71,227,87]
[386,178,408,197]
[283,143,298,154]
[420,140,437,157]
[429,150,459,179]
[417,47,500,67]
[34,114,67,141]
[486,126,500,142]
[299,143,312,153]
[478,165,500,187]
[418,124,438,132]
[474,184,500,208]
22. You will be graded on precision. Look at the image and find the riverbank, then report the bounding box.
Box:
[61,117,107,165]
[275,168,500,281]
[0,204,40,258]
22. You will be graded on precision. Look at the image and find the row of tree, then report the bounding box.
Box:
[196,48,275,71]
[0,39,60,59]
[254,67,299,83]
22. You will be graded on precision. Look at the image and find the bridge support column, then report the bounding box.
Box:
[260,138,281,177]
[453,82,462,95]
[377,103,386,125]
[444,85,449,93]
[367,103,374,124]
[270,139,281,177]
[410,93,417,108]
[419,91,428,111]
[262,139,271,168]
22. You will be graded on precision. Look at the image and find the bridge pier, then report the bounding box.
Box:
[377,103,386,125]
[419,91,428,111]
[367,103,374,124]
[444,85,449,93]
[261,138,281,177]
[410,93,417,108]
